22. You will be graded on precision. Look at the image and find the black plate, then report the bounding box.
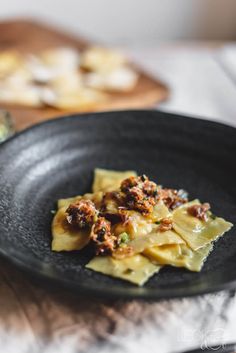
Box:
[0,110,236,300]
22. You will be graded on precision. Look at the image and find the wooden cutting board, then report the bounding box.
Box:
[0,19,169,131]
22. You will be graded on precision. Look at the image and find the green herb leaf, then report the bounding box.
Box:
[118,232,130,244]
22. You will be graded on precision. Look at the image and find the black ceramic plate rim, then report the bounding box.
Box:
[0,110,236,300]
[1,109,235,149]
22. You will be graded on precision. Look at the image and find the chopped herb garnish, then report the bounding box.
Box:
[210,214,217,220]
[155,221,161,224]
[118,232,130,244]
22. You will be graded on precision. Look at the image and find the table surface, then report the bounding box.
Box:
[1,42,236,353]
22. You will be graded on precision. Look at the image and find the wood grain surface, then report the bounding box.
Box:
[0,19,169,131]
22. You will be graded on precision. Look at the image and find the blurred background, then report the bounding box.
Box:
[0,0,236,134]
[1,0,236,44]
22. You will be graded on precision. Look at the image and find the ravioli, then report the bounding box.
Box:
[52,169,233,286]
[113,210,154,238]
[58,191,103,209]
[149,201,172,222]
[111,203,171,239]
[92,168,137,193]
[173,200,233,250]
[86,254,161,285]
[52,206,90,251]
[144,243,213,272]
[127,229,185,254]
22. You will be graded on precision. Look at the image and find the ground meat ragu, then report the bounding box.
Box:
[121,175,158,215]
[90,217,117,255]
[120,175,139,192]
[142,178,158,196]
[64,174,190,256]
[187,203,210,222]
[158,217,173,232]
[66,199,98,228]
[158,188,188,210]
[125,185,155,214]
